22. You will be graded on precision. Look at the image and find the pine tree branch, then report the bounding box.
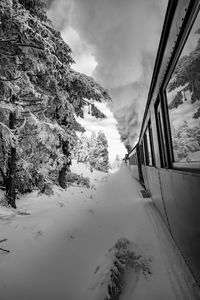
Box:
[0,75,23,82]
[0,50,18,57]
[21,108,48,115]
[35,82,57,96]
[28,73,47,77]
[0,39,18,43]
[16,43,44,51]
[20,102,44,106]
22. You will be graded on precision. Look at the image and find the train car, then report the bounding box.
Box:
[126,0,200,286]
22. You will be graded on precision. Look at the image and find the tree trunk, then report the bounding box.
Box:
[58,140,71,189]
[6,111,17,208]
[58,165,68,188]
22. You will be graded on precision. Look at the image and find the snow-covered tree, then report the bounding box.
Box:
[88,132,97,168]
[75,133,90,163]
[0,0,111,207]
[91,131,109,172]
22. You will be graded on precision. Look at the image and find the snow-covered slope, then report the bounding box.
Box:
[0,165,199,300]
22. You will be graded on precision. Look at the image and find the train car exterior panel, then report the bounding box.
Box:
[159,169,200,283]
[145,166,170,228]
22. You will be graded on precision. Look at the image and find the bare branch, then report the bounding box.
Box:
[0,239,7,243]
[0,122,17,141]
[0,239,9,253]
[0,247,10,253]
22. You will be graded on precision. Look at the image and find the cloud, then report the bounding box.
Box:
[47,0,167,147]
[61,26,97,75]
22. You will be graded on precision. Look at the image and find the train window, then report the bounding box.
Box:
[166,10,200,164]
[155,100,168,167]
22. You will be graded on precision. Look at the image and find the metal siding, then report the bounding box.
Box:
[146,167,170,229]
[159,168,200,285]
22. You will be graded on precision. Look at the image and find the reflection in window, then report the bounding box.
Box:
[156,101,168,167]
[146,128,153,165]
[144,127,153,166]
[166,10,200,163]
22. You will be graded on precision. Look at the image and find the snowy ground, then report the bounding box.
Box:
[0,162,199,300]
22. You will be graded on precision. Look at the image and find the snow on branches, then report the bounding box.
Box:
[0,0,111,207]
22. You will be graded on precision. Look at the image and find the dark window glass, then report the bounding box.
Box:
[166,11,200,163]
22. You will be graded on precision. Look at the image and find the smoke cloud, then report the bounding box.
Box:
[47,0,167,147]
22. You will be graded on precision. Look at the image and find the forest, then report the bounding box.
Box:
[0,0,111,208]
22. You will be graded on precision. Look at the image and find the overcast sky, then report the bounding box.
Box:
[47,0,167,162]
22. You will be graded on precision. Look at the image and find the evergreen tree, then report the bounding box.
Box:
[75,134,90,163]
[92,131,109,172]
[0,0,111,207]
[88,132,97,168]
